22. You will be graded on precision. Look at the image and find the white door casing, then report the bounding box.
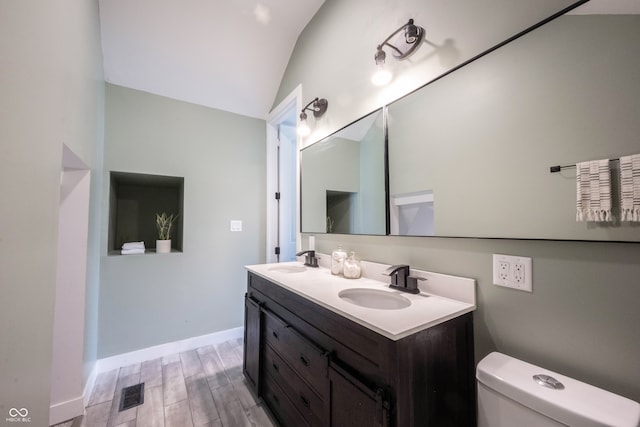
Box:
[266,85,302,263]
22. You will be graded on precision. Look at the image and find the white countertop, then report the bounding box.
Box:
[246,259,476,341]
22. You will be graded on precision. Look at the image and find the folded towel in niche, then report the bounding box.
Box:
[122,241,145,250]
[620,154,640,222]
[121,248,145,255]
[576,159,613,222]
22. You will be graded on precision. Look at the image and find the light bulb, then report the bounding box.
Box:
[371,67,392,86]
[298,121,311,137]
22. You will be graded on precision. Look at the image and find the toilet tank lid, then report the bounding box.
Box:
[476,352,640,427]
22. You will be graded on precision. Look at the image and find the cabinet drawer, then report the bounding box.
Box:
[264,310,328,395]
[264,344,324,427]
[263,372,310,427]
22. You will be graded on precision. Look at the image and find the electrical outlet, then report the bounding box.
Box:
[493,254,532,292]
[498,261,509,281]
[514,263,525,284]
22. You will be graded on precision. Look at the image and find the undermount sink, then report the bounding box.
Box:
[339,288,411,310]
[267,265,307,273]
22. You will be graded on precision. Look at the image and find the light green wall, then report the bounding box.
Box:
[274,0,577,141]
[99,84,266,357]
[279,0,640,403]
[0,0,104,424]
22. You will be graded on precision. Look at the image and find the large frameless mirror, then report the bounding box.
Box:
[300,109,387,235]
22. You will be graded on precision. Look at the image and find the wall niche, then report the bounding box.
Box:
[108,171,184,254]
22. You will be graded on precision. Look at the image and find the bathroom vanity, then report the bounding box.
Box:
[243,261,476,426]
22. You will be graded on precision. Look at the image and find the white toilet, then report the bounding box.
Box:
[477,352,640,427]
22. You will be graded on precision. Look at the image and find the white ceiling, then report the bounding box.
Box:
[98,0,325,119]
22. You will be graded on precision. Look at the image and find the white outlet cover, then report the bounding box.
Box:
[230,220,242,231]
[493,254,532,292]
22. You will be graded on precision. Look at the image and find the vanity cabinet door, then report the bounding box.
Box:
[329,361,389,427]
[243,293,262,395]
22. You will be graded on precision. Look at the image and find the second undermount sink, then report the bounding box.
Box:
[339,288,411,310]
[267,265,307,273]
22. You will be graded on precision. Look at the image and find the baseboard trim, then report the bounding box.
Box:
[95,326,244,374]
[49,396,84,426]
[83,360,99,407]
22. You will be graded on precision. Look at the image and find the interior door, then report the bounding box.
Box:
[278,124,298,262]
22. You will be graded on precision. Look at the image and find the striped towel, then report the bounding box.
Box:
[620,154,640,222]
[576,159,613,222]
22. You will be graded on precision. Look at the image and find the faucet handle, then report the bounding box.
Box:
[406,275,426,293]
[382,264,410,276]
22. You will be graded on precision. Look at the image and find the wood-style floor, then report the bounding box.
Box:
[62,337,277,427]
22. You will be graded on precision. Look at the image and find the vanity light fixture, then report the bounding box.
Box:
[372,18,425,86]
[298,97,328,136]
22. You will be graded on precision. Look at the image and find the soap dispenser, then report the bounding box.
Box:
[331,245,347,275]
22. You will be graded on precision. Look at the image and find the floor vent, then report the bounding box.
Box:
[119,383,145,412]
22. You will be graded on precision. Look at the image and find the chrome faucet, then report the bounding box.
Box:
[296,250,319,268]
[383,264,425,294]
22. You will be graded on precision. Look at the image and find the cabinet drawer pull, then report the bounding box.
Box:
[300,393,310,409]
[272,393,280,405]
[299,354,310,367]
[272,330,279,339]
[272,362,279,372]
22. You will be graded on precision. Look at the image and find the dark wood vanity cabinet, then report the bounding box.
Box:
[243,272,476,427]
[243,294,262,393]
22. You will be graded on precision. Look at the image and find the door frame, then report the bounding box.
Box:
[266,85,302,263]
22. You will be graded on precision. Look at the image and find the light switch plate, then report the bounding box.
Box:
[493,254,532,292]
[230,220,242,232]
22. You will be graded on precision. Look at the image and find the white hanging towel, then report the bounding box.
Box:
[620,154,640,222]
[576,159,613,222]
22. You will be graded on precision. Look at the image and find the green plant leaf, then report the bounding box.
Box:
[155,212,178,240]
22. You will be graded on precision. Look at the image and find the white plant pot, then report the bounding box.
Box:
[156,239,171,254]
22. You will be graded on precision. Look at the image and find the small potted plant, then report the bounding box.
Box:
[155,212,178,253]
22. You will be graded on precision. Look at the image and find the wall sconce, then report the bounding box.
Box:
[372,18,425,86]
[298,97,328,136]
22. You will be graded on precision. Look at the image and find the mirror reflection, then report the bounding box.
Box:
[387,13,640,240]
[301,109,386,235]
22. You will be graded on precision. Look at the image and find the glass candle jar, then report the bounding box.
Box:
[343,252,362,279]
[331,245,347,275]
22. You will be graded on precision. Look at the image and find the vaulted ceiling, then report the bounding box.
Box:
[98,0,638,121]
[98,0,325,119]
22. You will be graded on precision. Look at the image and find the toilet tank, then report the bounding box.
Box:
[476,352,640,427]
